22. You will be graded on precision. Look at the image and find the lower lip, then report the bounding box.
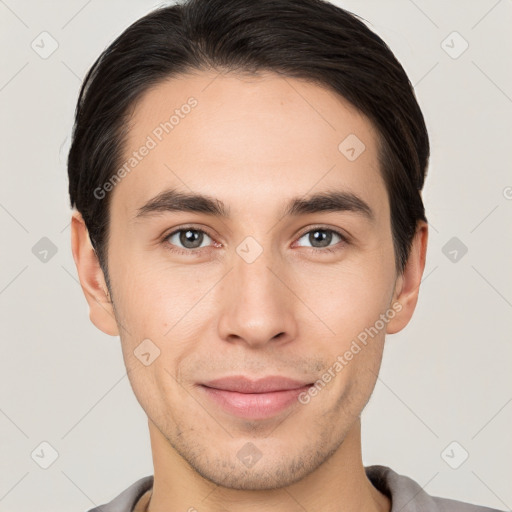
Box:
[199,385,312,420]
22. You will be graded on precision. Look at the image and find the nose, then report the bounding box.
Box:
[217,244,298,348]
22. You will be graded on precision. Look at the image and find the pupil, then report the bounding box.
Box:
[311,230,330,247]
[181,229,202,248]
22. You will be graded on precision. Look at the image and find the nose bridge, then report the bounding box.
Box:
[217,236,296,346]
[235,240,277,299]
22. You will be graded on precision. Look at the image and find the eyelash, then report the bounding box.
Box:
[161,225,349,256]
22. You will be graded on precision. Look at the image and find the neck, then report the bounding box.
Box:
[144,417,390,512]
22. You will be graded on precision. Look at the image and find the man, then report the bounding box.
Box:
[67,0,504,510]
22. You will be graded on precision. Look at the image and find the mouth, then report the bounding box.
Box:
[198,376,314,419]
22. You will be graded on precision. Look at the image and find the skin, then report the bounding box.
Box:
[71,70,428,512]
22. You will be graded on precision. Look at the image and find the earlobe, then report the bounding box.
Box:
[386,221,428,335]
[70,210,120,337]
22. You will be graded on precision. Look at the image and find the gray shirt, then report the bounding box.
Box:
[86,465,505,512]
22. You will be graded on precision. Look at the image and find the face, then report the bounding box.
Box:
[73,70,425,491]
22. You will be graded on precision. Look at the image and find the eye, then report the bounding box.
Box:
[163,226,214,254]
[162,225,349,256]
[294,227,348,253]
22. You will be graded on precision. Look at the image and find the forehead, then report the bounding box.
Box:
[111,70,388,224]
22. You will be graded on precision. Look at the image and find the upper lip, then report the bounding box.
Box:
[201,376,312,393]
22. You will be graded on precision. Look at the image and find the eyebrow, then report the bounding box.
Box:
[133,188,375,223]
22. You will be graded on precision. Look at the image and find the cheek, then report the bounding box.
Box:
[110,257,223,370]
[110,248,187,314]
[296,258,394,337]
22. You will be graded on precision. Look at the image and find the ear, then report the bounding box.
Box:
[70,210,120,337]
[386,221,428,335]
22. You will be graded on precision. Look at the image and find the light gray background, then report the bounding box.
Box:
[1,0,511,510]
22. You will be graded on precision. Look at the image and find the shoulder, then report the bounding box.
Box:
[85,475,154,512]
[365,465,505,512]
[430,495,505,512]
